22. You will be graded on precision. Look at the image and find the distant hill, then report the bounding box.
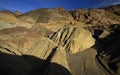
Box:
[19,8,74,23]
[69,5,120,26]
[14,11,22,16]
[0,10,15,16]
[101,4,120,16]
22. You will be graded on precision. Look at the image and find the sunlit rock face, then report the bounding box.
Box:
[0,26,54,59]
[0,26,71,75]
[51,26,95,53]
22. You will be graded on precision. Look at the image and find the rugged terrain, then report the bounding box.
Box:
[0,4,120,75]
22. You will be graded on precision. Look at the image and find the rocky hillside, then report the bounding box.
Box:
[101,4,120,16]
[0,10,15,16]
[0,26,92,75]
[19,8,74,23]
[0,4,120,75]
[0,10,34,30]
[14,11,22,16]
[50,26,95,53]
[70,8,120,26]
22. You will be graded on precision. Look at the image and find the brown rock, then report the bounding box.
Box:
[0,26,71,75]
[14,11,22,16]
[101,4,120,16]
[0,10,14,16]
[51,46,70,71]
[30,24,54,37]
[70,8,120,26]
[19,8,73,23]
[51,26,95,53]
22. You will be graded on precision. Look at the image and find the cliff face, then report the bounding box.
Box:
[0,4,120,75]
[50,26,95,53]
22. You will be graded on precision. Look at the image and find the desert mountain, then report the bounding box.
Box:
[70,8,120,26]
[14,11,22,16]
[0,10,34,30]
[101,4,120,16]
[0,4,120,75]
[19,8,73,23]
[0,10,22,16]
[0,11,20,24]
[0,10,15,16]
[0,11,20,30]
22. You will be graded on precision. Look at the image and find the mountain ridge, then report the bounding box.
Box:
[0,4,120,75]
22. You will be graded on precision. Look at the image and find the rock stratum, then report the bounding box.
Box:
[0,4,120,75]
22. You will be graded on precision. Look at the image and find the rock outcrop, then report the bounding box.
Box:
[0,26,70,75]
[0,26,55,59]
[70,8,120,26]
[51,26,95,53]
[101,4,120,16]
